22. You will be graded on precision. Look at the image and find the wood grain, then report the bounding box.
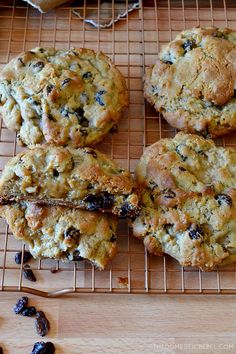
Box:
[0,293,236,353]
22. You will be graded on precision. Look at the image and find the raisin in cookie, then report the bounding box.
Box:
[144,27,236,138]
[0,47,128,147]
[0,202,118,269]
[132,132,236,270]
[0,145,139,217]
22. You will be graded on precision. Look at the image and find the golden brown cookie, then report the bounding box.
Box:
[132,132,236,270]
[144,27,236,138]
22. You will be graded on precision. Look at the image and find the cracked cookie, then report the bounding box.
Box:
[0,202,118,269]
[0,145,139,217]
[144,27,236,138]
[0,47,128,147]
[132,132,236,270]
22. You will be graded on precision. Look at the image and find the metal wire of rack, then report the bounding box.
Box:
[0,0,236,297]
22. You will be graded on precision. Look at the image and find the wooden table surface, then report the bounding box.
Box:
[0,293,236,354]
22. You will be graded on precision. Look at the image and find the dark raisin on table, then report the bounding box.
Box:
[15,250,32,265]
[35,311,50,337]
[13,296,28,314]
[31,341,55,354]
[23,265,37,282]
[21,306,37,317]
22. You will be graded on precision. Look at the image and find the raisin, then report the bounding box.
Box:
[13,296,28,314]
[86,149,97,158]
[64,227,80,241]
[48,113,56,122]
[110,124,118,133]
[120,202,132,217]
[179,166,186,171]
[35,311,50,337]
[175,146,187,161]
[21,306,37,317]
[183,39,196,53]
[15,251,32,264]
[46,85,54,95]
[215,194,232,207]
[61,78,72,86]
[84,192,114,211]
[73,251,84,261]
[33,61,45,70]
[75,108,89,127]
[162,60,173,64]
[23,265,37,282]
[39,48,44,53]
[53,169,59,177]
[188,224,203,240]
[162,189,176,199]
[18,57,25,66]
[95,90,106,106]
[110,234,116,242]
[50,267,58,274]
[83,72,92,79]
[31,341,55,354]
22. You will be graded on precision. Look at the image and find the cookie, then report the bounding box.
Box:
[0,47,128,147]
[0,202,118,269]
[0,145,139,217]
[132,132,236,270]
[144,27,236,138]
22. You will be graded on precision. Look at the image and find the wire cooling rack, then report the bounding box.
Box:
[0,0,236,297]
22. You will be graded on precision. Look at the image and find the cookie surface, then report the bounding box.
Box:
[133,132,236,270]
[0,202,118,269]
[0,145,139,217]
[0,47,128,147]
[144,27,236,138]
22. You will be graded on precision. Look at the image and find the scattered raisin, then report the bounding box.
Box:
[83,72,92,79]
[95,90,106,106]
[13,296,28,314]
[53,169,59,177]
[50,267,58,274]
[33,61,45,70]
[31,341,55,354]
[175,146,187,161]
[73,251,84,261]
[15,251,32,265]
[110,234,117,242]
[84,192,114,211]
[215,194,232,207]
[35,311,50,337]
[188,224,203,240]
[21,306,37,317]
[183,39,196,53]
[61,78,72,86]
[179,166,186,171]
[39,48,44,53]
[23,265,37,282]
[75,108,89,127]
[64,227,80,241]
